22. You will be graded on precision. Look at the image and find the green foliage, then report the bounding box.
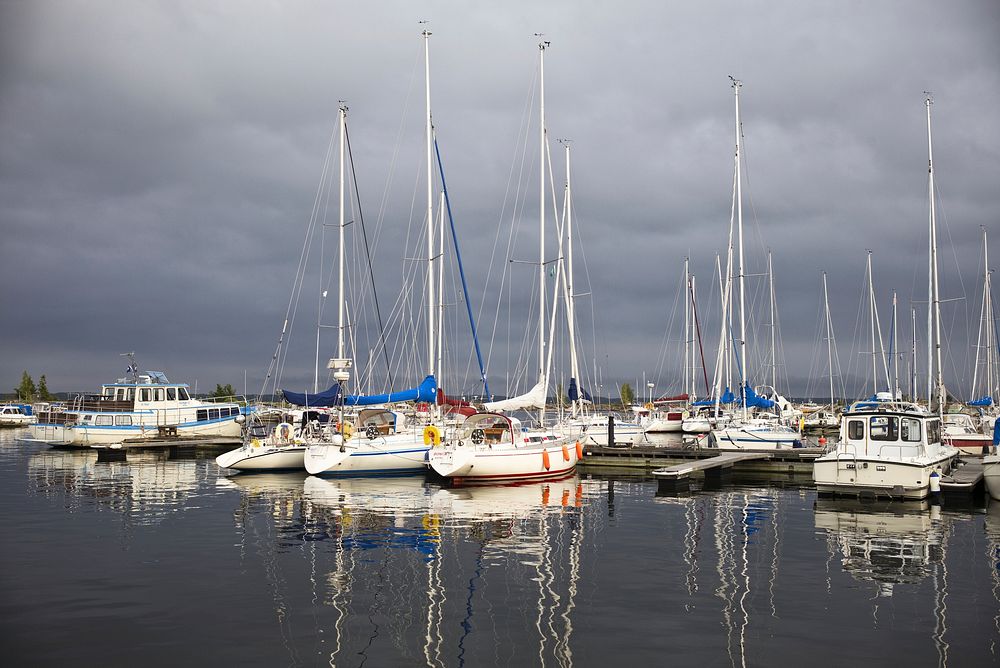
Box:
[211,383,236,399]
[619,382,635,408]
[36,374,53,401]
[16,371,36,402]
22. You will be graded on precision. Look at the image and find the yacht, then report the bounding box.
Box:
[813,395,960,500]
[29,360,244,447]
[941,412,992,455]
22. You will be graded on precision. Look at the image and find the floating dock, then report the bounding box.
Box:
[939,457,984,493]
[581,444,825,475]
[95,436,242,450]
[651,451,774,492]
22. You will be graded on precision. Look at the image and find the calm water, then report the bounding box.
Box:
[1,429,998,667]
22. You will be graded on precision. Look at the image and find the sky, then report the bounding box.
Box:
[1,0,998,403]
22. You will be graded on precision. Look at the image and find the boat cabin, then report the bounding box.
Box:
[840,403,941,458]
[356,409,407,438]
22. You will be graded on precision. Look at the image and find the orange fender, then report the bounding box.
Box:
[542,448,551,470]
[562,443,570,461]
[575,441,583,460]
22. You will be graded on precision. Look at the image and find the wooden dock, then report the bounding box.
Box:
[581,444,825,474]
[651,452,774,492]
[97,436,242,450]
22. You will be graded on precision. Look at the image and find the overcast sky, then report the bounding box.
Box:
[2,1,998,402]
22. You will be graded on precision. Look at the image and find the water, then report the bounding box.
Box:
[1,429,998,667]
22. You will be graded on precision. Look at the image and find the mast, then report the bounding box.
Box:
[911,306,918,401]
[926,94,945,417]
[423,29,436,381]
[768,250,777,395]
[690,275,698,399]
[561,140,581,417]
[337,103,347,363]
[866,250,878,394]
[891,291,899,399]
[972,226,992,401]
[436,191,446,387]
[683,257,690,402]
[822,272,835,409]
[537,37,549,423]
[732,77,748,419]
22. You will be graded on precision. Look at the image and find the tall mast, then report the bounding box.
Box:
[926,94,945,417]
[731,77,748,419]
[689,275,698,399]
[337,103,347,363]
[891,291,899,399]
[423,29,436,380]
[683,257,690,401]
[538,38,548,392]
[972,226,994,401]
[822,272,835,408]
[436,191,446,386]
[911,307,918,401]
[561,140,581,417]
[768,250,777,394]
[866,250,878,394]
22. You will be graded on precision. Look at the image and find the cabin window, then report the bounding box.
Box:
[95,415,113,426]
[178,388,190,400]
[139,388,151,402]
[927,419,941,444]
[154,388,165,401]
[115,388,125,401]
[209,408,221,420]
[126,388,135,401]
[901,418,921,442]
[115,415,132,426]
[166,388,176,401]
[197,409,208,422]
[847,420,864,440]
[103,387,114,398]
[869,416,899,441]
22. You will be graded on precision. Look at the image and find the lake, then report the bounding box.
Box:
[1,429,997,667]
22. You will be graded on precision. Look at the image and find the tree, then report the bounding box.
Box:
[211,383,235,399]
[16,371,36,402]
[37,374,53,401]
[619,382,635,408]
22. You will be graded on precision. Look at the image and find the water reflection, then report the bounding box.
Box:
[215,472,600,667]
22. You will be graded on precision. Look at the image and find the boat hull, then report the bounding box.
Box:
[428,442,579,483]
[944,434,992,456]
[814,451,958,500]
[216,444,306,471]
[712,425,800,450]
[30,418,242,447]
[985,455,1000,501]
[305,435,430,476]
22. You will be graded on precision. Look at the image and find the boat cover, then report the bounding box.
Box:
[968,395,994,407]
[484,379,547,412]
[283,375,437,408]
[567,377,593,403]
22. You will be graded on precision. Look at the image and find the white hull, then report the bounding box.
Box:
[643,418,684,433]
[30,417,242,447]
[712,424,800,450]
[305,433,430,476]
[0,415,36,427]
[814,450,958,500]
[985,455,1000,501]
[216,443,306,471]
[428,441,579,482]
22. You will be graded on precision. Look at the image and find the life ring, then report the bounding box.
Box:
[471,428,485,445]
[276,422,293,443]
[423,424,442,446]
[365,424,379,440]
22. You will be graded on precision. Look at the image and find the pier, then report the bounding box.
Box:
[650,451,775,492]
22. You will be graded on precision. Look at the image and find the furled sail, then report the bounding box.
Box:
[484,380,547,412]
[284,375,437,408]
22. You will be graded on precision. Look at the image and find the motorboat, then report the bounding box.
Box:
[813,396,960,500]
[941,412,992,455]
[28,356,244,447]
[427,412,580,483]
[0,404,36,427]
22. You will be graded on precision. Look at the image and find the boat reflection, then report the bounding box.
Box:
[218,473,600,667]
[26,446,210,526]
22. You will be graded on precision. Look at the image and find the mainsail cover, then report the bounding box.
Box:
[567,377,593,403]
[968,395,994,407]
[484,380,547,412]
[284,375,437,408]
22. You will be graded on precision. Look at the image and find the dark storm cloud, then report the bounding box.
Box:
[1,1,998,402]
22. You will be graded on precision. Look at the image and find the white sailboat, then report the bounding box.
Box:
[710,79,800,451]
[429,39,580,482]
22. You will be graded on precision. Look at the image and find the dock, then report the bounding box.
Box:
[97,436,242,450]
[939,457,984,493]
[581,444,825,475]
[651,451,774,492]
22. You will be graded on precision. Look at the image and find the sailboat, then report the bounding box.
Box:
[709,79,801,450]
[814,95,960,499]
[302,29,445,476]
[428,39,580,482]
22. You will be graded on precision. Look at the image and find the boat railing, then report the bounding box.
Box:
[202,394,249,407]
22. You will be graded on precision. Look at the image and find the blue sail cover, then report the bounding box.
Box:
[692,387,736,407]
[283,375,437,408]
[968,396,994,407]
[743,382,775,409]
[567,377,592,403]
